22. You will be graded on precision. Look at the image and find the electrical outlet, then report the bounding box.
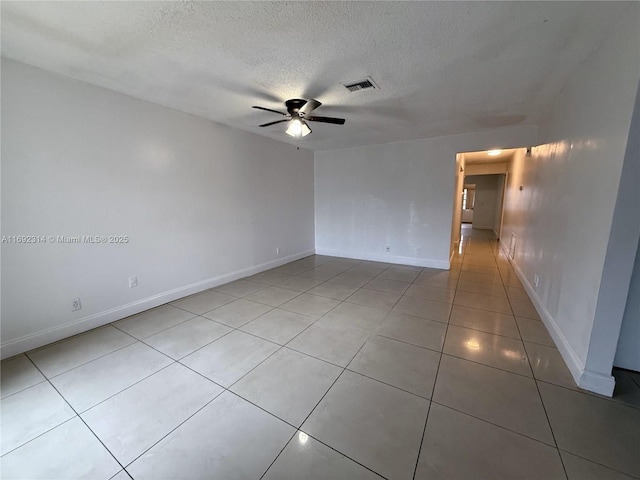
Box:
[276,247,280,255]
[129,276,138,288]
[384,245,391,253]
[72,298,82,311]
[534,274,540,288]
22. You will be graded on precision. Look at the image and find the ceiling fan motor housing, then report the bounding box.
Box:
[285,99,308,115]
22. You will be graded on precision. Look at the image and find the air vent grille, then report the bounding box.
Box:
[342,76,379,92]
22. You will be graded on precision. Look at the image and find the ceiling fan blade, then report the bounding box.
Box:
[259,119,290,127]
[252,106,288,116]
[306,115,346,125]
[299,99,322,117]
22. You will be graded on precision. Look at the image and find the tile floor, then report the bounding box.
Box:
[2,227,639,479]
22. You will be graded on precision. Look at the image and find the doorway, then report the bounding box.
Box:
[450,149,515,256]
[463,173,506,237]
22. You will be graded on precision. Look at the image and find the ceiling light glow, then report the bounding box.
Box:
[285,118,311,138]
[286,119,302,137]
[487,149,503,156]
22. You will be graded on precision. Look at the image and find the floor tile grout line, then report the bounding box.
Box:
[313,276,428,376]
[111,314,195,339]
[556,447,640,479]
[343,367,433,401]
[411,233,468,480]
[257,430,300,480]
[24,322,137,355]
[167,289,346,371]
[28,337,161,384]
[373,332,444,355]
[25,327,139,380]
[15,338,189,416]
[119,386,228,469]
[242,288,308,309]
[213,282,271,299]
[275,284,370,349]
[226,364,342,431]
[225,344,287,391]
[276,300,341,320]
[0,415,78,459]
[2,359,79,457]
[300,308,392,426]
[277,431,392,480]
[447,298,538,319]
[281,345,350,370]
[263,334,391,479]
[138,261,345,436]
[493,236,569,479]
[6,355,128,473]
[447,321,530,342]
[28,337,182,419]
[438,351,536,380]
[167,298,235,317]
[255,368,353,479]
[74,361,178,415]
[169,353,233,389]
[0,377,49,402]
[317,259,419,294]
[153,318,240,360]
[429,399,560,449]
[533,377,640,412]
[156,318,287,388]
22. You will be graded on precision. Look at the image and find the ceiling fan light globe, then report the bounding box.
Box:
[286,119,303,137]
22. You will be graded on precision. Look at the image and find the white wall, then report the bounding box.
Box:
[609,71,640,373]
[500,5,640,395]
[451,154,466,251]
[494,174,506,239]
[314,125,537,268]
[615,245,640,371]
[1,59,315,358]
[465,175,501,231]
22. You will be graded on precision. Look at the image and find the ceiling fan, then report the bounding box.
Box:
[252,99,345,137]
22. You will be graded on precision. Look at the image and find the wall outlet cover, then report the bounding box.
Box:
[72,298,82,311]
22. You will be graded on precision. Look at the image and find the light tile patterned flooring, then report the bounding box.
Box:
[2,227,639,479]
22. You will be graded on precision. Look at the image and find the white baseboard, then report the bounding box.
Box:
[499,241,615,396]
[578,369,616,396]
[1,249,315,359]
[315,248,449,270]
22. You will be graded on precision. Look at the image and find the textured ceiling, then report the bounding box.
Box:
[1,1,632,151]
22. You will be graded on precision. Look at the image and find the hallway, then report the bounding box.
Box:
[2,227,639,479]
